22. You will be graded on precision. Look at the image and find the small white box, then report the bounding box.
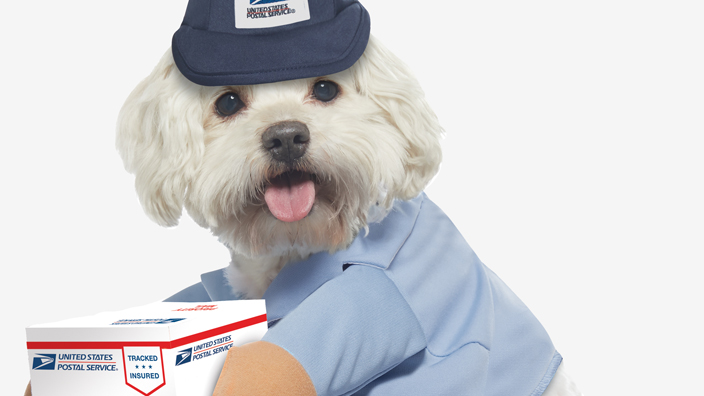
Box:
[26,301,267,396]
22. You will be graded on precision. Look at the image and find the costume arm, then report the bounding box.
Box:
[261,264,427,396]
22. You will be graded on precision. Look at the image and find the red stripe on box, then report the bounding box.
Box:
[170,314,267,348]
[26,314,267,350]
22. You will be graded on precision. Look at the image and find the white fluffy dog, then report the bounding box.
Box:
[115,36,580,396]
[118,37,441,299]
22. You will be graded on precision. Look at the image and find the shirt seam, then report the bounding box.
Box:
[336,269,430,396]
[383,195,490,357]
[528,351,563,396]
[382,267,490,358]
[383,194,426,269]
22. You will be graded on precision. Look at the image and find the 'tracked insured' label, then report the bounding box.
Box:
[122,347,165,396]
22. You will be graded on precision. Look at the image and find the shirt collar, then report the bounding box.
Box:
[200,268,245,301]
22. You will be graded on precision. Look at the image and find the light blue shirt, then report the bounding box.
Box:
[166,194,562,396]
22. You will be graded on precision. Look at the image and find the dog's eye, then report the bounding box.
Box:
[216,92,244,117]
[312,81,339,102]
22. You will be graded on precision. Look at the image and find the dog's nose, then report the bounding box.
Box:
[262,121,310,163]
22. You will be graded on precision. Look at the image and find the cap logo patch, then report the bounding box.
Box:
[235,0,311,29]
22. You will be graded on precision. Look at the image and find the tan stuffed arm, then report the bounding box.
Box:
[212,341,316,396]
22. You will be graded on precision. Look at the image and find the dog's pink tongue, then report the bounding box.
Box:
[264,176,315,222]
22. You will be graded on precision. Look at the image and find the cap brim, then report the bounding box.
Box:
[172,3,370,86]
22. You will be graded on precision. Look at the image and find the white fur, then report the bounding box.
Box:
[117,36,580,395]
[117,36,442,295]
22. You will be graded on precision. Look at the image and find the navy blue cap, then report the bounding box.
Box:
[172,0,371,86]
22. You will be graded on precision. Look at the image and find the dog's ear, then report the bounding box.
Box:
[116,49,204,227]
[352,36,443,201]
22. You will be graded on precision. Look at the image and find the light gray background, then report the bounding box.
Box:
[2,1,703,394]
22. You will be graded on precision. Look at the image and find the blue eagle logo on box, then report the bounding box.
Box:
[175,348,192,366]
[32,354,56,370]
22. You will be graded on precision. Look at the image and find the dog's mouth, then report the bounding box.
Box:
[263,171,316,222]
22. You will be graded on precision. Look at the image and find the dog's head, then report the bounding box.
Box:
[117,37,442,259]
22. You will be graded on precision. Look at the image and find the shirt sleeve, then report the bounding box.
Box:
[262,264,427,396]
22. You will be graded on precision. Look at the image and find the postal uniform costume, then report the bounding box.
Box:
[167,1,560,394]
[167,194,562,396]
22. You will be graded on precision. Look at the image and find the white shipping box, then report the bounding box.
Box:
[26,301,268,396]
